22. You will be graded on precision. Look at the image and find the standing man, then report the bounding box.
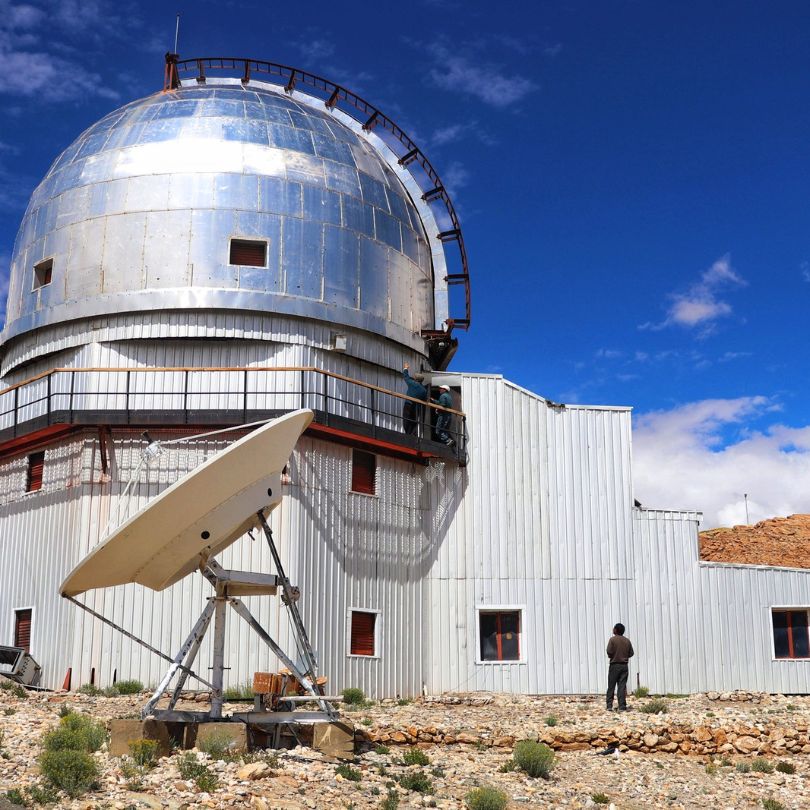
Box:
[433,384,455,446]
[606,622,634,711]
[401,363,427,436]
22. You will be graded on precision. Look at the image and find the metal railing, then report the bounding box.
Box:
[164,54,471,335]
[0,366,466,460]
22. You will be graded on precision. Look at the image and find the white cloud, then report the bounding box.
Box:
[640,254,746,334]
[425,41,536,108]
[633,396,810,528]
[441,160,469,195]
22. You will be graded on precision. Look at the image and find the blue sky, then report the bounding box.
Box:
[1,0,810,526]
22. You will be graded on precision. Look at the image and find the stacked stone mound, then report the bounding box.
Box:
[699,514,810,569]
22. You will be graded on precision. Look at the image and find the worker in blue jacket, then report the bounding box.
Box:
[433,384,455,446]
[402,363,427,436]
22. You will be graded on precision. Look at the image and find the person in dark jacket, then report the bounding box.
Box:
[433,384,454,446]
[401,364,427,436]
[606,622,634,711]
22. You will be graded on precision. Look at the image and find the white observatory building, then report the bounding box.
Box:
[1,57,809,697]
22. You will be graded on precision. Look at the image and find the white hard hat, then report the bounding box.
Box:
[439,384,450,391]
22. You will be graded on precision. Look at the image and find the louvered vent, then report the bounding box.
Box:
[229,239,267,266]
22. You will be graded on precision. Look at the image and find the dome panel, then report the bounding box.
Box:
[3,82,437,351]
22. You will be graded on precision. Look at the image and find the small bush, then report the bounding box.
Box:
[3,707,15,716]
[57,704,72,718]
[398,770,433,794]
[336,763,362,781]
[102,685,120,697]
[128,738,159,767]
[762,800,785,810]
[114,679,143,695]
[223,681,253,700]
[396,698,412,706]
[362,717,373,726]
[498,758,517,773]
[120,757,146,790]
[633,686,650,698]
[591,794,610,806]
[720,756,733,767]
[639,698,669,714]
[513,739,555,779]
[43,712,106,753]
[374,744,391,755]
[402,747,430,766]
[177,751,218,791]
[544,715,558,727]
[342,687,366,705]
[39,749,100,797]
[4,788,25,807]
[786,703,796,711]
[705,763,718,775]
[197,728,238,760]
[775,761,795,774]
[752,758,774,774]
[706,711,716,717]
[2,682,27,699]
[665,693,688,699]
[465,785,509,810]
[736,762,751,773]
[77,683,101,696]
[380,790,400,809]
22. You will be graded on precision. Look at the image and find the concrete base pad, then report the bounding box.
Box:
[109,719,175,757]
[312,721,355,760]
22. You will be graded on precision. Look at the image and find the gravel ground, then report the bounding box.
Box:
[1,687,808,808]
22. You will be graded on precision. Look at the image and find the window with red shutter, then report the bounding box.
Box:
[773,609,810,659]
[351,449,376,495]
[229,238,267,267]
[26,451,45,492]
[350,611,377,656]
[479,610,521,661]
[14,609,32,653]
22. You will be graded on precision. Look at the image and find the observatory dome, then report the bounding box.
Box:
[2,82,440,357]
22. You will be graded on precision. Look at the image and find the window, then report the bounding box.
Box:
[479,610,521,662]
[229,238,267,267]
[772,609,810,659]
[33,258,53,289]
[26,451,45,492]
[14,609,32,653]
[350,610,377,657]
[351,449,376,495]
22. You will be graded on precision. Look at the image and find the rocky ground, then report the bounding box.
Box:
[699,513,810,569]
[2,687,810,809]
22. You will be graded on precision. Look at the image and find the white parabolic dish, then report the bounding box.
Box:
[60,409,314,597]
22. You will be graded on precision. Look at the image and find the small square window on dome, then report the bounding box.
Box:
[32,258,53,289]
[229,238,267,267]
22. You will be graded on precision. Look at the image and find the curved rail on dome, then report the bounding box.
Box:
[164,54,471,335]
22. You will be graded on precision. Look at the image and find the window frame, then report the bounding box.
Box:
[12,606,34,654]
[770,606,810,661]
[475,605,526,665]
[25,450,45,493]
[346,607,381,660]
[229,237,268,268]
[350,448,377,496]
[32,257,53,290]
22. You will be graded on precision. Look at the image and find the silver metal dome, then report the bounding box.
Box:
[2,79,444,352]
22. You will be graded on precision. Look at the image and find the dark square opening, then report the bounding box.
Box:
[33,259,53,289]
[479,610,521,661]
[229,238,267,267]
[351,449,376,495]
[350,611,376,656]
[26,451,45,492]
[773,609,810,659]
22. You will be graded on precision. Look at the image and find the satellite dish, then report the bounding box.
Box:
[61,409,313,597]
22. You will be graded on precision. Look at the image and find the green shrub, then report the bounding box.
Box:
[177,751,218,791]
[402,747,430,766]
[362,717,373,726]
[396,698,412,706]
[128,738,159,767]
[775,761,795,774]
[57,704,72,718]
[2,707,14,716]
[762,800,785,810]
[120,757,146,790]
[0,681,27,699]
[380,790,400,809]
[720,756,733,767]
[639,698,669,714]
[102,686,120,697]
[4,788,25,807]
[197,728,238,760]
[633,686,649,698]
[374,744,391,755]
[223,681,253,700]
[498,758,517,773]
[751,758,774,774]
[736,762,751,773]
[43,712,106,754]
[544,715,558,727]
[591,794,610,806]
[342,687,366,705]
[77,683,101,696]
[398,770,433,794]
[705,763,718,775]
[336,763,362,781]
[114,679,144,695]
[39,749,100,797]
[465,785,509,810]
[513,739,555,779]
